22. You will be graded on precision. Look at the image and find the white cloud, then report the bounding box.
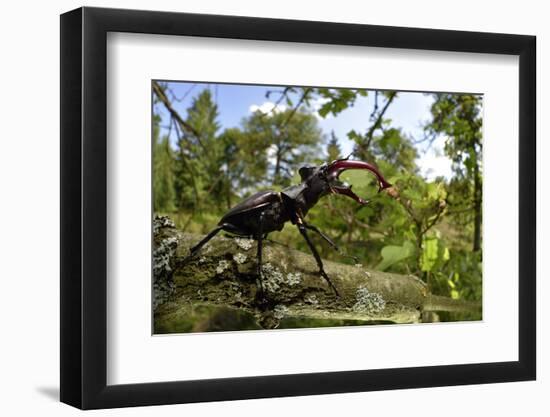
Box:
[249,101,287,116]
[266,144,278,166]
[417,141,453,180]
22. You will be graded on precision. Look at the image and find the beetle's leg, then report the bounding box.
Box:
[302,222,359,264]
[297,223,340,297]
[255,213,266,298]
[180,224,227,264]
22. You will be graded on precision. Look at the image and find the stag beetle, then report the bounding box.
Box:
[182,158,392,298]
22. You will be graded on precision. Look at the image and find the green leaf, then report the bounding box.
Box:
[377,241,416,271]
[420,235,450,272]
[347,129,363,144]
[420,236,439,272]
[318,103,331,118]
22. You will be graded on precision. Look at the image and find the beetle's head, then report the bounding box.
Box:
[299,158,392,205]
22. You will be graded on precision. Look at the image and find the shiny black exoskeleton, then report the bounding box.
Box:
[182,158,391,297]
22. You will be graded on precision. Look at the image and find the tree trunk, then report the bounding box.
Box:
[473,153,482,252]
[274,146,282,185]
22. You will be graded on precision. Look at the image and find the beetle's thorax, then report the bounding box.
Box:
[282,180,330,217]
[302,183,330,211]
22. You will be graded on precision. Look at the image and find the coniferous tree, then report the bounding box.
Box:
[152,114,176,212]
[153,136,177,212]
[326,130,342,162]
[244,108,323,187]
[174,89,222,210]
[425,94,483,252]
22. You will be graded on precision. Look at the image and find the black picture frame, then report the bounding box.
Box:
[60,6,536,410]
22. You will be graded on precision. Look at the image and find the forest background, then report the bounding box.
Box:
[152,81,483,323]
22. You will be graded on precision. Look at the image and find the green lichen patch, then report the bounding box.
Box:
[273,304,289,319]
[304,294,319,305]
[286,272,302,286]
[152,230,178,310]
[215,259,231,274]
[233,252,248,264]
[262,263,303,293]
[153,215,176,235]
[352,286,386,314]
[234,237,254,251]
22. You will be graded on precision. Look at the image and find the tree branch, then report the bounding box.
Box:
[280,87,312,130]
[152,80,200,137]
[153,216,481,329]
[363,92,397,150]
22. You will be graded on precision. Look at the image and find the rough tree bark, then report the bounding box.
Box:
[153,216,481,330]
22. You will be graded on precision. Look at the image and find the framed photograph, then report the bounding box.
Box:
[60,6,536,409]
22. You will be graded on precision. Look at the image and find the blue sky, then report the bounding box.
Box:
[154,81,453,180]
